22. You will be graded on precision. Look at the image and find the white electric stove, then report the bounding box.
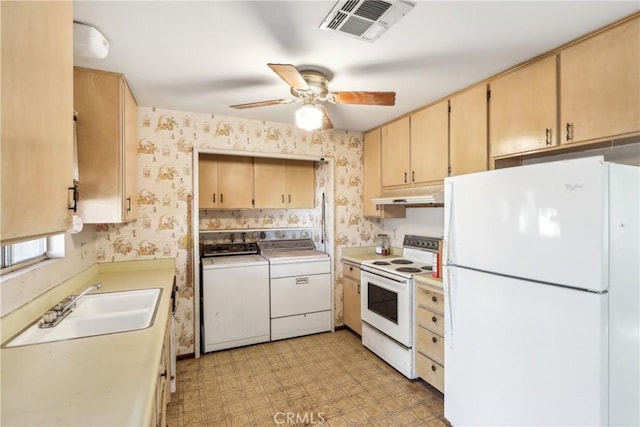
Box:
[360,235,440,379]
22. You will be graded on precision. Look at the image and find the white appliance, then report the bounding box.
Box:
[360,235,438,379]
[443,156,639,426]
[200,242,270,353]
[259,239,332,341]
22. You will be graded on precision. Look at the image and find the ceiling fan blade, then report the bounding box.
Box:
[328,91,396,106]
[319,104,334,130]
[230,99,297,109]
[267,63,309,91]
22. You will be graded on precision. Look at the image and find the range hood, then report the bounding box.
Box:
[372,185,444,206]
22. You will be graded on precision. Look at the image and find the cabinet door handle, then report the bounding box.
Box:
[282,194,285,203]
[295,277,309,285]
[565,122,573,141]
[431,365,437,372]
[126,197,131,212]
[545,128,552,145]
[412,171,415,182]
[220,193,224,203]
[404,172,407,183]
[213,193,216,203]
[160,369,167,378]
[431,296,437,303]
[288,194,291,203]
[432,336,438,343]
[357,284,360,294]
[432,316,437,323]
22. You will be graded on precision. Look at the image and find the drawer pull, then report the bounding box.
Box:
[431,365,437,372]
[432,336,438,343]
[295,277,309,285]
[431,296,437,303]
[432,316,437,323]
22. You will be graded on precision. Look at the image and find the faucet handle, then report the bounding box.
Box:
[42,310,57,324]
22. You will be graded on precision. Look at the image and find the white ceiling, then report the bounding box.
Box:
[73,1,639,132]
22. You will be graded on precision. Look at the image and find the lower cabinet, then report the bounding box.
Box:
[415,280,445,393]
[152,314,173,427]
[342,262,362,335]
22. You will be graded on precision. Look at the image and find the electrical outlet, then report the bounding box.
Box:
[81,243,88,260]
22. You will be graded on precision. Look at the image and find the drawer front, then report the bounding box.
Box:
[416,307,444,336]
[271,274,331,317]
[416,285,444,313]
[271,311,331,341]
[416,325,444,365]
[342,262,361,281]
[416,352,445,393]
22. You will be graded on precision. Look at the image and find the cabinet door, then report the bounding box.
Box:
[343,275,362,335]
[217,155,254,208]
[560,17,639,144]
[450,85,488,176]
[123,80,138,221]
[254,158,286,208]
[1,1,73,243]
[490,55,557,157]
[381,117,410,187]
[75,68,138,224]
[198,154,219,208]
[363,129,382,217]
[285,160,315,208]
[363,130,405,218]
[410,100,449,184]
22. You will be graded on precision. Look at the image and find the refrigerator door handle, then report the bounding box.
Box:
[446,267,454,347]
[444,181,454,265]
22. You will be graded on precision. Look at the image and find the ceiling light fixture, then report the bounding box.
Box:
[295,102,323,131]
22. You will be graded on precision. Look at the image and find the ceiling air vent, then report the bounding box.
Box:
[319,0,415,43]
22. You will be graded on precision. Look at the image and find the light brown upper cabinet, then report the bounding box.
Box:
[450,84,488,176]
[285,160,315,209]
[74,67,138,223]
[489,56,557,157]
[560,17,639,145]
[199,154,254,209]
[254,158,315,209]
[1,1,74,244]
[363,130,405,218]
[381,117,411,188]
[410,100,449,184]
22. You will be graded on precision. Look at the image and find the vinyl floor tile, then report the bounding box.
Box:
[167,329,447,427]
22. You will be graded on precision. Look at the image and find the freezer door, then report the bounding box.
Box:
[444,156,608,291]
[444,266,608,426]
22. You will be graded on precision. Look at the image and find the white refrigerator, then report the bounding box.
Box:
[443,156,639,426]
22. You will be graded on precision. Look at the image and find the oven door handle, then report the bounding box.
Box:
[361,268,406,284]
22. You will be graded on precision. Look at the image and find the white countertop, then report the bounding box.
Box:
[0,259,176,426]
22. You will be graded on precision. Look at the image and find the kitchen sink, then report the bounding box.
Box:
[3,288,162,348]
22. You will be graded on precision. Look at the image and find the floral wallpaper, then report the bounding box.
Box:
[95,106,383,356]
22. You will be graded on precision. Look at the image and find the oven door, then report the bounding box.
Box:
[361,267,413,347]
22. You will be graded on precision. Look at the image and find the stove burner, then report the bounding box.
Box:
[373,261,391,265]
[391,259,412,265]
[396,267,422,273]
[421,266,433,271]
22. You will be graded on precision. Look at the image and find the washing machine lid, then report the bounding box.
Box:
[202,254,267,268]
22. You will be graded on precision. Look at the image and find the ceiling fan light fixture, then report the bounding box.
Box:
[295,103,323,131]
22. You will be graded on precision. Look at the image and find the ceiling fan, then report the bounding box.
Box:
[230,63,396,130]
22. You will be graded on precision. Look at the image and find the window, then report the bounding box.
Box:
[1,234,64,273]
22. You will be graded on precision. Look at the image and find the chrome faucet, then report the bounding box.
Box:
[40,283,103,328]
[57,283,103,315]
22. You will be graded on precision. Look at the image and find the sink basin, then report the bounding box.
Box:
[73,288,161,317]
[4,288,162,348]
